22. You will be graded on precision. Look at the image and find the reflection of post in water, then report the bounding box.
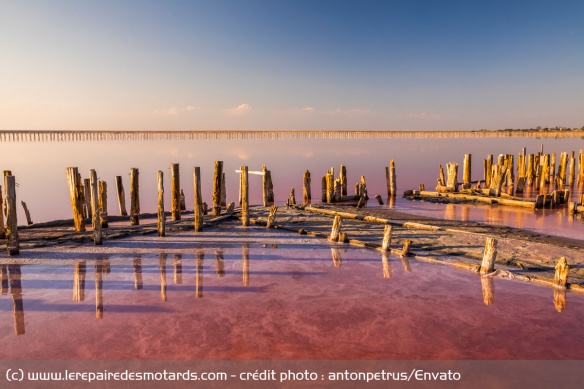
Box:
[331,248,342,268]
[387,196,395,208]
[480,275,495,306]
[174,254,183,284]
[133,257,143,290]
[159,253,167,302]
[445,203,456,220]
[242,245,250,286]
[1,264,8,295]
[553,288,567,312]
[72,261,87,302]
[9,264,25,335]
[215,249,225,278]
[400,253,411,272]
[94,259,105,319]
[195,249,204,298]
[461,206,469,222]
[381,251,392,278]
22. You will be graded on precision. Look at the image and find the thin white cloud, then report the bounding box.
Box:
[332,108,374,115]
[302,106,315,112]
[226,103,251,116]
[155,106,200,115]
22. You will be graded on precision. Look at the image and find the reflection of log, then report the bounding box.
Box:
[331,248,342,268]
[215,249,225,278]
[73,261,87,302]
[481,276,495,306]
[480,238,497,275]
[170,163,181,221]
[242,245,249,286]
[115,176,128,216]
[381,251,391,278]
[193,167,203,232]
[157,171,165,237]
[553,288,567,313]
[401,256,411,272]
[553,257,569,288]
[9,264,25,335]
[159,253,167,302]
[129,168,140,225]
[195,250,204,298]
[94,260,104,319]
[89,169,102,245]
[133,257,143,290]
[66,167,85,231]
[5,175,19,255]
[174,254,183,284]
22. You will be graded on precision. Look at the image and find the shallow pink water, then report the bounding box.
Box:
[1,244,582,360]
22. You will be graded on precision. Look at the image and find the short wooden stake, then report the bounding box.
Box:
[338,232,348,243]
[170,163,181,221]
[66,167,85,231]
[381,225,392,251]
[289,187,296,206]
[402,239,412,256]
[89,170,102,245]
[303,170,311,204]
[193,167,203,232]
[98,180,108,228]
[157,171,165,237]
[129,168,140,225]
[359,176,368,199]
[374,194,383,205]
[115,176,128,216]
[462,154,471,189]
[202,202,208,215]
[241,166,249,226]
[329,215,342,241]
[446,162,459,191]
[212,161,223,216]
[20,201,33,225]
[5,176,19,255]
[225,201,235,215]
[266,205,278,228]
[180,189,186,211]
[479,238,497,274]
[438,164,446,187]
[553,257,569,288]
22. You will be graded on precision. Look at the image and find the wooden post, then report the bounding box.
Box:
[202,202,208,215]
[489,165,506,197]
[402,239,412,256]
[340,165,347,196]
[326,173,334,203]
[329,215,341,241]
[266,205,278,228]
[321,175,327,202]
[553,257,569,288]
[568,152,575,187]
[289,187,296,206]
[262,164,269,207]
[98,180,108,228]
[180,189,186,211]
[221,172,226,207]
[115,176,128,216]
[381,225,392,251]
[303,170,311,204]
[129,168,140,225]
[333,178,341,201]
[5,176,19,255]
[212,161,223,216]
[89,170,102,245]
[170,163,181,221]
[374,194,383,205]
[241,166,249,226]
[83,178,92,219]
[0,185,4,239]
[20,201,33,225]
[485,155,493,188]
[462,154,471,189]
[505,154,514,195]
[385,166,391,196]
[479,238,497,274]
[338,232,348,243]
[66,167,85,231]
[359,176,368,199]
[193,167,203,232]
[551,152,557,180]
[526,154,535,185]
[389,159,397,197]
[446,162,459,191]
[226,202,235,215]
[157,171,165,237]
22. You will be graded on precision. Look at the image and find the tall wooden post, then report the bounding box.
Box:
[462,154,472,189]
[480,238,497,274]
[321,175,327,202]
[340,165,347,196]
[0,184,5,239]
[170,163,181,221]
[98,180,108,228]
[526,154,535,185]
[382,225,392,251]
[211,161,223,216]
[5,175,19,255]
[129,168,140,225]
[195,250,204,298]
[262,164,269,207]
[94,260,104,319]
[568,152,575,187]
[221,172,226,207]
[389,159,397,197]
[193,167,203,232]
[446,163,459,191]
[115,176,128,216]
[485,155,493,188]
[241,166,249,226]
[66,167,85,231]
[326,173,334,203]
[157,171,165,237]
[83,178,92,219]
[385,166,391,196]
[89,170,102,245]
[303,170,311,204]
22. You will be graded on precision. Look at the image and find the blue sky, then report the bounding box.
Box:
[1,0,583,130]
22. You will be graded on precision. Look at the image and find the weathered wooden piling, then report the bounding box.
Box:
[83,178,92,219]
[221,172,226,208]
[338,231,348,243]
[385,166,391,196]
[359,176,368,199]
[89,170,102,245]
[321,175,327,202]
[462,154,471,189]
[389,159,397,197]
[66,167,85,231]
[115,176,128,216]
[193,167,203,232]
[98,180,108,228]
[157,171,165,237]
[446,162,458,191]
[553,257,569,288]
[505,154,514,195]
[489,165,506,197]
[180,189,186,211]
[526,154,535,185]
[241,166,249,226]
[402,239,412,257]
[329,215,342,241]
[333,178,342,202]
[485,155,493,188]
[129,168,140,225]
[340,165,347,196]
[211,161,223,216]
[568,152,575,187]
[374,194,383,205]
[0,185,5,239]
[5,176,19,255]
[20,201,33,225]
[479,238,497,275]
[266,205,278,228]
[438,164,446,187]
[303,170,311,204]
[578,150,584,185]
[202,202,208,215]
[381,225,392,251]
[289,187,296,206]
[170,163,181,221]
[557,152,568,186]
[326,173,334,203]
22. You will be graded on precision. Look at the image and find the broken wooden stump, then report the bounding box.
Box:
[266,205,278,228]
[389,159,397,197]
[20,201,33,225]
[553,257,569,289]
[374,194,383,205]
[402,239,412,256]
[338,232,348,243]
[479,238,497,275]
[340,165,347,196]
[212,161,223,216]
[329,215,342,241]
[66,167,85,231]
[170,163,181,221]
[289,187,296,206]
[303,170,311,204]
[241,166,249,226]
[115,175,128,216]
[446,162,459,192]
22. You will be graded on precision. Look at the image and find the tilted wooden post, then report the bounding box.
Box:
[66,167,85,231]
[170,163,181,221]
[157,171,165,237]
[329,215,342,241]
[462,154,471,189]
[20,201,33,225]
[241,166,249,226]
[129,168,140,225]
[212,161,223,216]
[402,239,412,257]
[115,176,128,216]
[98,180,108,228]
[193,167,203,232]
[262,164,269,207]
[553,257,569,288]
[389,159,397,197]
[5,175,19,255]
[381,225,392,251]
[303,170,311,204]
[479,238,497,274]
[266,205,277,228]
[374,194,383,205]
[89,170,102,245]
